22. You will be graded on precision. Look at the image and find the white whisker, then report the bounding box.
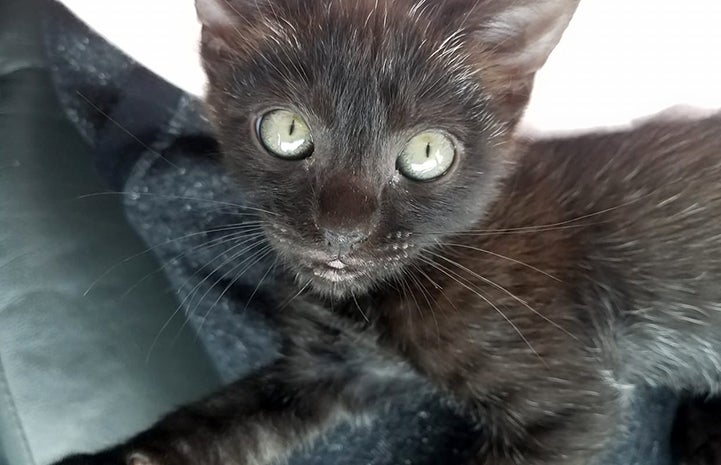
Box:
[417,253,546,366]
[426,249,576,341]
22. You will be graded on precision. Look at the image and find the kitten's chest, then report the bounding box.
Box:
[372,233,589,396]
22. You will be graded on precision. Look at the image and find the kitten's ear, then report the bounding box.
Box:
[195,0,247,54]
[475,0,578,77]
[467,0,579,121]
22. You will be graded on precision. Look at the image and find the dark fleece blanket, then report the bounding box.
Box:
[41,2,679,464]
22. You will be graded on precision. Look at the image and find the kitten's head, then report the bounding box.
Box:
[196,0,577,298]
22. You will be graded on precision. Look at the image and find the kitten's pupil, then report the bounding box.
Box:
[425,143,431,158]
[289,119,296,136]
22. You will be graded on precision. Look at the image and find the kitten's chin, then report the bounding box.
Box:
[297,265,381,299]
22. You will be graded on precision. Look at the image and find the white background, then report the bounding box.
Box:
[58,1,721,135]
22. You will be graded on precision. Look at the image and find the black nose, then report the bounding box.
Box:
[322,229,367,256]
[316,175,379,256]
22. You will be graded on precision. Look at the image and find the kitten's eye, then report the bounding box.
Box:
[257,109,314,159]
[397,131,455,181]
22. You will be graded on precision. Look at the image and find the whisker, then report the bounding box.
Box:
[76,91,182,171]
[425,250,576,341]
[390,273,418,335]
[278,279,312,311]
[424,222,603,237]
[426,192,657,237]
[120,227,265,300]
[180,238,269,327]
[405,267,441,344]
[411,262,459,313]
[75,191,278,216]
[241,256,279,314]
[402,268,426,323]
[176,231,267,299]
[441,242,562,282]
[197,245,274,335]
[408,268,435,312]
[351,292,370,323]
[145,233,267,360]
[84,221,268,296]
[416,253,546,366]
[397,270,423,323]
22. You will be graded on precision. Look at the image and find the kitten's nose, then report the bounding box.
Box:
[322,229,367,256]
[316,176,379,255]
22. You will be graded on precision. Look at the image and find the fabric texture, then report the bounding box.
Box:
[0,1,221,464]
[41,3,680,464]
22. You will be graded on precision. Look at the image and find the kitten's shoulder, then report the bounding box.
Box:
[519,109,721,186]
[527,108,719,152]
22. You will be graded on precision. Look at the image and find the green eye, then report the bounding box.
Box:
[257,109,314,159]
[397,131,455,181]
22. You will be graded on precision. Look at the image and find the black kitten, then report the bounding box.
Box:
[56,1,721,464]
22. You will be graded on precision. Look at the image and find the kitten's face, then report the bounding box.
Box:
[198,0,576,298]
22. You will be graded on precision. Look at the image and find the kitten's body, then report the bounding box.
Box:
[56,1,721,464]
[369,116,721,462]
[392,118,721,397]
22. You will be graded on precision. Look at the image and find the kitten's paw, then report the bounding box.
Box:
[127,453,157,465]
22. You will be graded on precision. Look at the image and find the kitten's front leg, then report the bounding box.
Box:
[130,362,362,465]
[54,310,420,465]
[468,385,617,465]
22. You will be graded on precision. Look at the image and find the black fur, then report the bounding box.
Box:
[54,1,721,464]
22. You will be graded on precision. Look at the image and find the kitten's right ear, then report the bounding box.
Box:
[195,0,246,54]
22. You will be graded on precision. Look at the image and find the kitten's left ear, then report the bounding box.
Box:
[475,0,578,78]
[467,0,579,121]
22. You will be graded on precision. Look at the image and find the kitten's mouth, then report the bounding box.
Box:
[310,258,362,283]
[297,256,378,296]
[312,266,361,283]
[290,251,406,298]
[264,228,412,296]
[326,259,347,270]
